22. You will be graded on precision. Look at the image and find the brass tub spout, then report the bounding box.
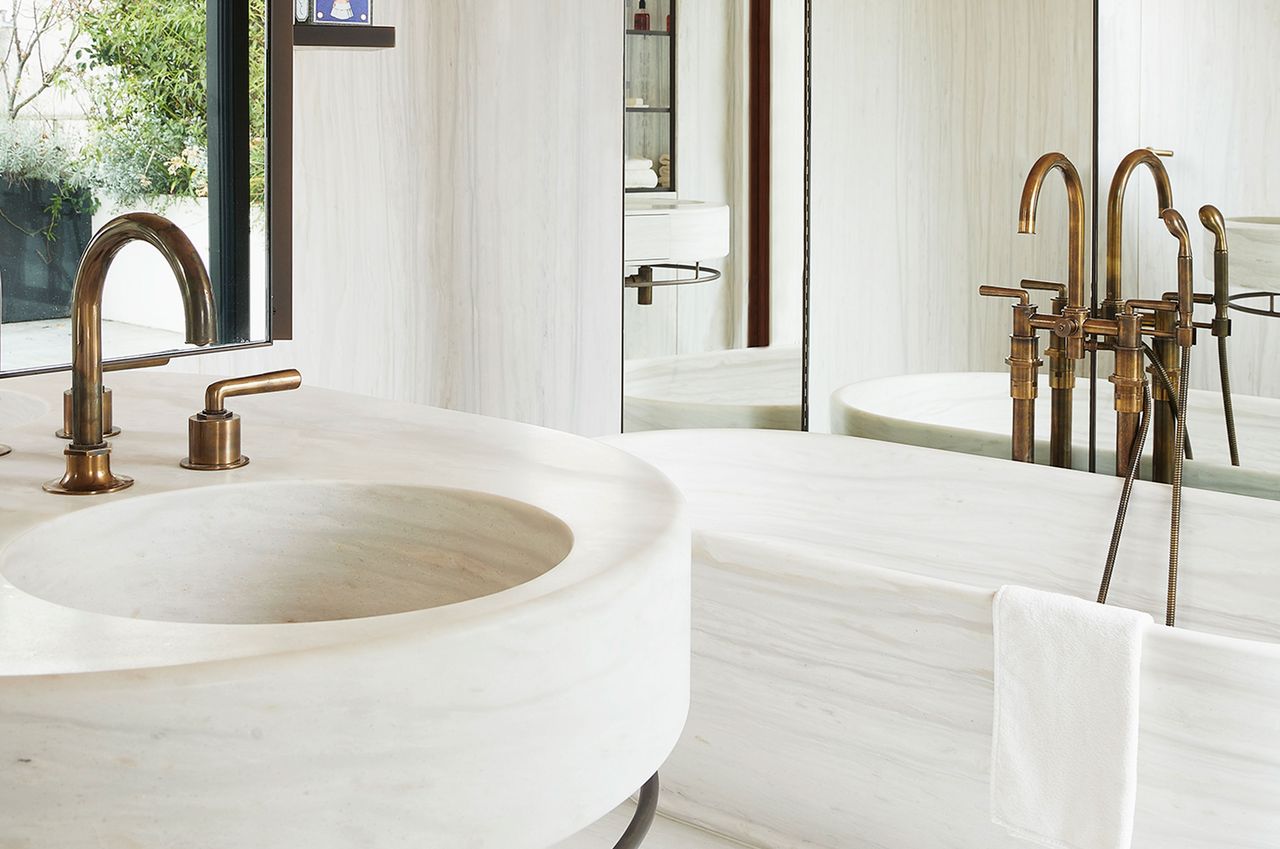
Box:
[1018,153,1088,467]
[1104,148,1174,320]
[44,213,218,495]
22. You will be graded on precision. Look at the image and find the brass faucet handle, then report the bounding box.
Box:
[1145,147,1174,158]
[979,285,1030,305]
[203,369,303,415]
[183,370,302,471]
[1020,279,1067,297]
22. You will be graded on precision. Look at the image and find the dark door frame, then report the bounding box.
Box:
[747,0,772,348]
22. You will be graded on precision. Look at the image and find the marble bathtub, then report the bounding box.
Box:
[832,372,1280,500]
[606,429,1280,849]
[624,346,802,432]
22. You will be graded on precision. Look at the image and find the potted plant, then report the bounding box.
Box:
[0,0,97,323]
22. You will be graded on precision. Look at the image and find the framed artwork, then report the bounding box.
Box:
[313,0,372,25]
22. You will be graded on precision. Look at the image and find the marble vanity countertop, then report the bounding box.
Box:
[0,371,686,674]
[0,371,692,849]
[607,428,1280,646]
[832,372,1280,500]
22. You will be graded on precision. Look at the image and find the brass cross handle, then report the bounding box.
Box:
[182,369,302,471]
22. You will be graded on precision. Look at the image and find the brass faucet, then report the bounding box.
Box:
[44,213,217,495]
[985,150,1221,626]
[1016,152,1089,468]
[1103,148,1174,320]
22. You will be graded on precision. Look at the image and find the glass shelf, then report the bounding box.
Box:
[626,106,672,114]
[626,29,672,37]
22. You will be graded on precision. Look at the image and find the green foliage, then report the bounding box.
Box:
[0,115,98,244]
[78,0,267,207]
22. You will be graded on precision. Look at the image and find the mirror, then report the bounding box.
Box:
[809,0,1279,502]
[808,0,1096,439]
[0,0,287,375]
[1093,0,1280,500]
[621,0,806,432]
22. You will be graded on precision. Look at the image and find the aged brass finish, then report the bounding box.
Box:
[181,369,302,471]
[45,214,216,496]
[55,359,172,440]
[1016,153,1089,469]
[985,151,1219,627]
[1104,148,1174,321]
[980,286,1040,464]
[1199,204,1240,466]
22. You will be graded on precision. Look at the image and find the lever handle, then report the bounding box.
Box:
[204,369,302,414]
[980,285,1030,305]
[1020,279,1067,297]
[104,356,171,373]
[1146,147,1174,158]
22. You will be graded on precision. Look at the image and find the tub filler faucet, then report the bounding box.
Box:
[44,213,218,496]
[981,149,1230,626]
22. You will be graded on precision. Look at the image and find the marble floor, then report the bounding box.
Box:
[1,318,186,372]
[554,803,748,849]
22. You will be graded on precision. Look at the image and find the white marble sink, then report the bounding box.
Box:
[0,388,49,430]
[1209,216,1280,292]
[1,481,573,625]
[0,371,690,849]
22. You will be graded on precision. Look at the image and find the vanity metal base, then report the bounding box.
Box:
[610,773,660,849]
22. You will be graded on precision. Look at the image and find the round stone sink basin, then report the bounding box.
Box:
[0,388,49,430]
[1,481,574,625]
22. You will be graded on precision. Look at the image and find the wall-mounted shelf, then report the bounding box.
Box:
[293,24,396,49]
[626,106,672,114]
[626,29,672,37]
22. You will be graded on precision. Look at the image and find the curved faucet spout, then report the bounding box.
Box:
[69,213,218,451]
[1105,148,1174,316]
[1018,152,1088,356]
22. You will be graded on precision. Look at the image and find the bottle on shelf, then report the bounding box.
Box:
[633,0,651,31]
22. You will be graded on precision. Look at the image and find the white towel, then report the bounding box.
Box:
[625,169,658,189]
[991,586,1151,849]
[625,158,654,171]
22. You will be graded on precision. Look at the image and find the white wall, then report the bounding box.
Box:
[180,0,623,436]
[808,0,1096,431]
[1098,0,1280,398]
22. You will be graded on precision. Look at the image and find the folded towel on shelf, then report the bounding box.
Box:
[991,585,1152,849]
[659,153,671,165]
[625,158,654,171]
[625,168,659,189]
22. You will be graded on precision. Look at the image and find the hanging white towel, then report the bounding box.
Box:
[991,585,1151,849]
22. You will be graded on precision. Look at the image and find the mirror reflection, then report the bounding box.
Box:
[813,0,1278,503]
[0,0,269,374]
[621,0,805,433]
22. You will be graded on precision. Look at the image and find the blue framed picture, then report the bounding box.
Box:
[313,0,372,25]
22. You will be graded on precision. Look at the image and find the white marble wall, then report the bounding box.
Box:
[179,0,623,436]
[808,0,1096,431]
[1098,0,1280,398]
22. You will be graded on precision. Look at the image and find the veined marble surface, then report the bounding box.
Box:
[606,429,1280,849]
[0,371,690,849]
[831,371,1280,501]
[624,346,802,432]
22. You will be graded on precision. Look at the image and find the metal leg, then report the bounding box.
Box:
[610,773,660,849]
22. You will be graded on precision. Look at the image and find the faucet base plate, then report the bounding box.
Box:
[43,446,134,496]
